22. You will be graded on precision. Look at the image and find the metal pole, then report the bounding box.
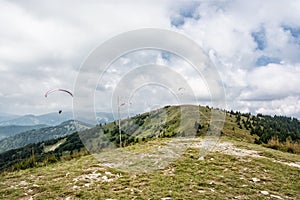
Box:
[118,96,122,147]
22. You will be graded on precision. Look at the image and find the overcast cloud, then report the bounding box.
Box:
[0,0,300,119]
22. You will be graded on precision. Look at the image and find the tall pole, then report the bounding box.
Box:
[118,96,122,147]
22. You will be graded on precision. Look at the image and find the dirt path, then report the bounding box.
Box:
[89,138,300,173]
[194,140,300,169]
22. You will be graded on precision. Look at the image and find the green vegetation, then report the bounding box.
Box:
[0,137,299,199]
[0,132,87,172]
[0,120,90,153]
[0,105,299,199]
[230,111,300,153]
[1,105,300,173]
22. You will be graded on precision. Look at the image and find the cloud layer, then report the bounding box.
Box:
[0,0,300,119]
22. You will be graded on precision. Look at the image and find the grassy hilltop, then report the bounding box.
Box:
[0,105,299,199]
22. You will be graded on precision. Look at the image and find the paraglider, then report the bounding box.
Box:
[45,89,73,98]
[178,87,185,91]
[45,89,73,114]
[178,87,185,95]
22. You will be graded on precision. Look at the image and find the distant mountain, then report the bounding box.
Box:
[0,113,19,123]
[0,124,48,140]
[77,111,115,125]
[0,112,114,126]
[0,120,93,153]
[95,112,115,124]
[0,112,73,126]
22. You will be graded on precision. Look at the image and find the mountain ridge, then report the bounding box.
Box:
[0,112,73,126]
[0,124,48,140]
[0,120,92,153]
[0,111,114,126]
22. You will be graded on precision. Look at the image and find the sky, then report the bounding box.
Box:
[0,0,300,119]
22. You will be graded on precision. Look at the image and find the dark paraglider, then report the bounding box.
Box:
[45,88,73,114]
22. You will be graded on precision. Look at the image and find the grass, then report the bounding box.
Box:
[1,137,299,200]
[1,106,299,199]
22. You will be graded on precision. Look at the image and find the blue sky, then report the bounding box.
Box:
[0,0,300,119]
[170,1,200,27]
[252,28,266,51]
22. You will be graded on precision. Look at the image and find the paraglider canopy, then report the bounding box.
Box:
[45,89,73,98]
[178,87,185,91]
[178,87,185,95]
[45,89,73,114]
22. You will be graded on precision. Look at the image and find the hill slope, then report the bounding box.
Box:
[1,105,299,172]
[0,124,48,140]
[0,105,299,199]
[0,120,91,153]
[0,137,299,199]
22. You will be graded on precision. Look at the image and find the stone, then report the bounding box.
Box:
[260,191,269,195]
[251,177,260,182]
[270,194,283,199]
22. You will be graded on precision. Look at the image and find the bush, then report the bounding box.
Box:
[264,137,300,154]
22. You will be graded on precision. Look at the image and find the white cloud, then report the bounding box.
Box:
[240,63,300,100]
[238,96,300,117]
[176,0,300,118]
[0,0,171,115]
[0,0,300,119]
